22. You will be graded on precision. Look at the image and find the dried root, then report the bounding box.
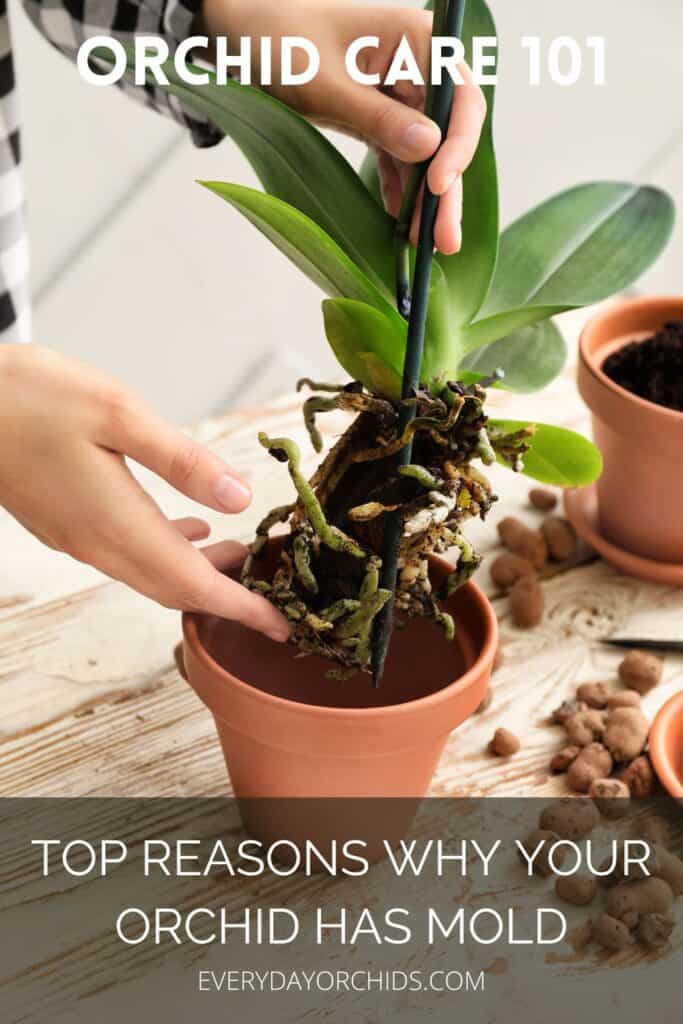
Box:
[251,503,295,557]
[487,423,536,472]
[243,378,532,677]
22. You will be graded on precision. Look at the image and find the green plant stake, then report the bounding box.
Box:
[373,0,468,686]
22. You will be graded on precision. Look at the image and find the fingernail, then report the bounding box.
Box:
[401,122,438,159]
[267,625,290,643]
[214,473,252,511]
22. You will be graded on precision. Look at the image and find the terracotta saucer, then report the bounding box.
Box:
[564,485,683,586]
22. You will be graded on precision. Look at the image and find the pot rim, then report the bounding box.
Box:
[182,566,498,721]
[579,295,683,426]
[649,690,683,800]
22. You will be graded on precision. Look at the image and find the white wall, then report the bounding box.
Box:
[10,0,683,423]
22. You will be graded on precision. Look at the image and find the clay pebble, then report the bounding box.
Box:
[542,516,577,562]
[489,727,520,757]
[618,650,663,695]
[529,487,557,511]
[509,576,544,628]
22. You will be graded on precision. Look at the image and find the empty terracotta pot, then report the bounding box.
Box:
[181,543,496,842]
[578,296,683,563]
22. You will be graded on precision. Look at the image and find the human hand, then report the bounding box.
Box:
[0,345,289,641]
[201,0,487,254]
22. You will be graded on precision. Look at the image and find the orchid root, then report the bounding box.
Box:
[488,424,536,473]
[293,530,318,593]
[258,433,365,558]
[440,533,482,597]
[251,502,295,556]
[399,464,444,490]
[429,597,455,641]
[303,395,343,453]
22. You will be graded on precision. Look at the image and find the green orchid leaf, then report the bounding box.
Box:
[110,50,396,298]
[491,419,603,487]
[460,319,567,392]
[422,259,458,384]
[458,304,562,354]
[481,182,675,319]
[435,0,499,327]
[322,299,404,399]
[199,182,400,320]
[359,150,383,206]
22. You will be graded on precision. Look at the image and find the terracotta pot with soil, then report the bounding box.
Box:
[182,539,496,842]
[573,297,683,572]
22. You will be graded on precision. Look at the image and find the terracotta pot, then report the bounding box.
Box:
[649,691,683,801]
[181,543,496,843]
[578,296,683,563]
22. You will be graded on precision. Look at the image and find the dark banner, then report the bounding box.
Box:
[1,798,681,1022]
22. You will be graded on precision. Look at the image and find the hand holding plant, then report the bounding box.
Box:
[198,0,486,253]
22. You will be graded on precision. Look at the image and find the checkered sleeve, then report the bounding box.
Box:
[0,0,30,341]
[21,0,223,148]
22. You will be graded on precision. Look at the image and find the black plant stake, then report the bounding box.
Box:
[372,0,467,687]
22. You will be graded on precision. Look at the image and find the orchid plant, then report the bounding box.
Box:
[143,0,673,676]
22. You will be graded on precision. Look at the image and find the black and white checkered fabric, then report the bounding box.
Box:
[0,1,28,342]
[0,0,221,342]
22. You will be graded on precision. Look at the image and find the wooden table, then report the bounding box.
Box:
[1,309,682,798]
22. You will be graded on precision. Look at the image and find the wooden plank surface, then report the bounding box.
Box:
[1,309,681,797]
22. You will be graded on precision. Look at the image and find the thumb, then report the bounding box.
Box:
[341,85,441,163]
